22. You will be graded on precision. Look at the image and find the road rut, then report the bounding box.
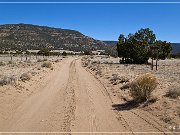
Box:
[0,58,170,134]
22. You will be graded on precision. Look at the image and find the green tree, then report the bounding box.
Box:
[37,49,50,56]
[84,50,91,55]
[117,28,156,64]
[62,51,67,56]
[117,34,125,57]
[16,50,23,55]
[155,40,172,60]
[130,28,156,64]
[117,34,128,62]
[25,50,30,55]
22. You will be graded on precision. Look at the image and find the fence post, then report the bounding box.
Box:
[151,58,153,70]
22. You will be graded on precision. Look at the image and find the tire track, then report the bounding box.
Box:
[71,59,128,133]
[1,58,74,132]
[84,66,135,134]
[132,109,170,134]
[82,59,170,134]
[61,59,77,132]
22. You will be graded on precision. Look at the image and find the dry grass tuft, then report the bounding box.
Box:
[54,59,61,63]
[110,74,129,85]
[0,76,17,86]
[119,76,129,83]
[41,61,52,68]
[37,59,42,62]
[0,61,6,66]
[91,60,100,64]
[110,74,119,85]
[166,86,180,99]
[37,59,47,62]
[20,73,32,81]
[8,61,13,64]
[95,69,102,76]
[130,73,158,101]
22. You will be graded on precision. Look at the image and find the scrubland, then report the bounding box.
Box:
[82,55,180,130]
[0,54,179,133]
[0,55,63,86]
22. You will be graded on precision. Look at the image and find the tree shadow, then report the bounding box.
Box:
[112,100,141,111]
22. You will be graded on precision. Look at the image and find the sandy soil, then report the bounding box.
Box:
[82,55,180,133]
[0,56,177,134]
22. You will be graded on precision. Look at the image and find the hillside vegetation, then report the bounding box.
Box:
[0,24,114,54]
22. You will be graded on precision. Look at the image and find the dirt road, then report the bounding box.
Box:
[0,58,169,134]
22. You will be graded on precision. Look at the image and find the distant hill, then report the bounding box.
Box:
[0,24,113,54]
[103,41,117,46]
[171,43,180,54]
[103,41,180,54]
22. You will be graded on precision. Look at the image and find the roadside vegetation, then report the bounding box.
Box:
[82,51,180,126]
[41,61,52,68]
[166,86,180,99]
[129,73,158,102]
[117,28,172,64]
[0,55,63,87]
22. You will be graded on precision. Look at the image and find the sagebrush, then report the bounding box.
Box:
[20,73,31,81]
[41,61,52,68]
[0,61,6,66]
[0,76,17,86]
[166,86,180,99]
[130,73,158,101]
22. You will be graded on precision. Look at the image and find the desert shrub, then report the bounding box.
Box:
[37,59,42,62]
[37,58,47,62]
[108,61,114,64]
[0,76,17,86]
[20,73,32,81]
[30,71,37,76]
[8,61,13,64]
[100,55,109,59]
[19,61,24,64]
[82,58,91,67]
[110,74,129,85]
[54,59,61,63]
[43,58,48,61]
[41,61,52,68]
[176,107,180,117]
[101,60,113,64]
[37,49,50,56]
[95,69,102,76]
[121,83,130,90]
[119,76,129,83]
[110,74,119,85]
[130,73,158,101]
[91,60,100,64]
[82,62,88,67]
[62,51,67,56]
[166,86,180,99]
[26,59,31,63]
[102,60,108,64]
[84,51,91,55]
[0,61,6,66]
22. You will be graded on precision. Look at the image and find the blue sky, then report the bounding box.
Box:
[0,1,180,42]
